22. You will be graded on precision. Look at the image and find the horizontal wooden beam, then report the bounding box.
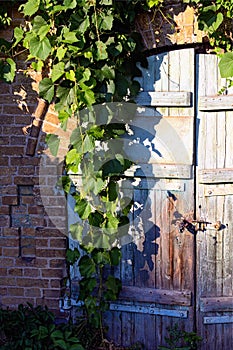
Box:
[199,95,233,111]
[126,163,192,179]
[119,286,192,306]
[204,184,233,196]
[199,168,233,184]
[136,91,192,107]
[200,297,233,312]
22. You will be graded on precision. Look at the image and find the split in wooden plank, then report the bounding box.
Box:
[119,286,192,306]
[136,91,192,107]
[199,95,233,111]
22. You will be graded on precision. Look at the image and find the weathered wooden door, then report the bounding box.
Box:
[69,49,233,349]
[106,48,196,348]
[196,53,233,349]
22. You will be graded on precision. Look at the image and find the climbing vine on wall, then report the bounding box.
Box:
[0,0,165,337]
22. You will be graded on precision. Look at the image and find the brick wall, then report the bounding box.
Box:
[0,5,69,314]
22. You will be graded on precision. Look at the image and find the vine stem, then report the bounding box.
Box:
[93,0,100,42]
[98,265,105,342]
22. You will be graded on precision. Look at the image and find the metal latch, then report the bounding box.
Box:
[178,219,223,233]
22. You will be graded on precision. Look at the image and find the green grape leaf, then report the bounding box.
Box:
[29,36,52,60]
[21,0,40,16]
[79,256,96,277]
[110,247,122,266]
[219,52,233,78]
[39,78,54,103]
[74,196,92,219]
[13,27,24,47]
[3,58,16,83]
[51,62,65,82]
[70,223,83,242]
[66,247,80,265]
[45,134,60,156]
[64,0,77,9]
[56,46,67,61]
[96,41,108,60]
[32,16,50,39]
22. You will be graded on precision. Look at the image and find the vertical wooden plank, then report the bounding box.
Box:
[168,50,180,117]
[156,52,169,116]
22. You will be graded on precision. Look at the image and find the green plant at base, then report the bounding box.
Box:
[0,303,84,350]
[158,324,202,350]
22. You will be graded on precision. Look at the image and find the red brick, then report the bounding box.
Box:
[2,126,26,135]
[15,115,32,125]
[28,206,44,214]
[15,257,48,268]
[0,176,13,185]
[10,157,39,166]
[0,215,10,226]
[0,258,15,266]
[0,146,25,156]
[1,186,17,195]
[49,259,65,268]
[23,268,39,277]
[36,248,66,258]
[3,105,30,115]
[31,216,45,227]
[36,298,59,309]
[21,227,36,237]
[0,277,16,286]
[2,297,34,305]
[0,115,15,124]
[0,156,9,166]
[24,288,42,297]
[2,247,19,257]
[37,228,63,238]
[0,136,10,145]
[43,289,61,298]
[18,166,35,175]
[10,136,26,145]
[0,268,7,275]
[17,278,49,288]
[7,287,24,296]
[8,268,23,276]
[2,238,19,247]
[0,287,7,295]
[3,227,19,236]
[21,246,36,257]
[2,196,18,205]
[0,206,10,214]
[21,196,35,204]
[14,176,35,185]
[0,167,17,176]
[35,238,48,248]
[50,279,62,288]
[50,238,67,249]
[42,269,64,278]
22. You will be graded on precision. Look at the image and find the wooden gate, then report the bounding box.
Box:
[69,49,233,349]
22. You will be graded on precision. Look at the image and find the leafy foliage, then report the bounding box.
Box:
[185,0,233,79]
[158,324,202,350]
[0,303,84,350]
